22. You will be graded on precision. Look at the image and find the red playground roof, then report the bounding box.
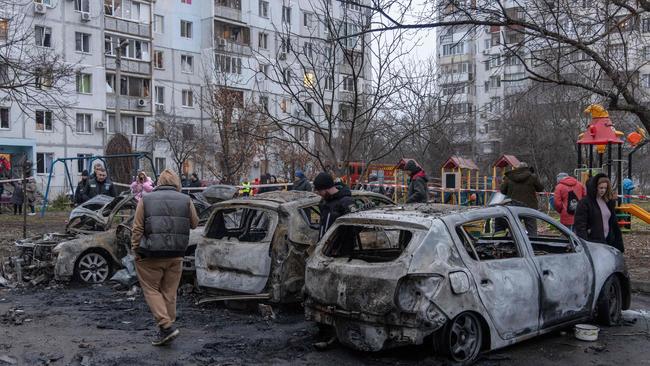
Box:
[578,117,623,145]
[442,156,479,170]
[492,154,520,168]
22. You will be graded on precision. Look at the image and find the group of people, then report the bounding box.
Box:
[501,162,624,252]
[74,164,117,205]
[0,156,37,216]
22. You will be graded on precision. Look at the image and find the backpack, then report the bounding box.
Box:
[567,190,579,215]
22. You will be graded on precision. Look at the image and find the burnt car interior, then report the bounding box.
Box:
[323,225,413,262]
[68,195,136,231]
[300,206,321,230]
[517,215,575,255]
[457,217,521,261]
[205,208,271,242]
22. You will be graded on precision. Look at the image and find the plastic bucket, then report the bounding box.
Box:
[574,324,599,341]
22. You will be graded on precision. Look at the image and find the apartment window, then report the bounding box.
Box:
[153,50,164,69]
[282,68,292,83]
[132,116,145,135]
[303,42,313,58]
[0,19,8,41]
[280,37,291,53]
[304,72,316,88]
[35,110,53,132]
[155,157,166,172]
[259,95,268,111]
[644,47,650,61]
[216,55,242,74]
[36,153,54,175]
[345,0,362,11]
[282,6,291,24]
[104,0,151,23]
[642,74,650,88]
[35,26,52,47]
[76,73,92,94]
[155,86,164,106]
[74,0,90,12]
[643,18,650,33]
[182,89,194,107]
[76,113,92,134]
[0,108,9,129]
[303,12,313,27]
[35,68,53,89]
[441,42,464,56]
[305,102,313,117]
[181,0,192,4]
[104,35,113,55]
[153,15,164,33]
[181,54,194,73]
[342,76,355,91]
[259,0,269,17]
[258,32,268,49]
[324,75,334,90]
[75,32,91,53]
[180,20,193,38]
[489,75,501,88]
[77,153,92,173]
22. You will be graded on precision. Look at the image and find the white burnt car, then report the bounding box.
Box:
[194,190,394,304]
[304,204,630,364]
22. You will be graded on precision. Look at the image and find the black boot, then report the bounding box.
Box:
[151,326,180,346]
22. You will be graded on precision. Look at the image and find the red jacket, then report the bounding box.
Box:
[553,176,586,226]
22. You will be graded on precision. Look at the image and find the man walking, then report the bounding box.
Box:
[313,172,355,240]
[404,160,428,203]
[500,162,544,235]
[131,169,199,346]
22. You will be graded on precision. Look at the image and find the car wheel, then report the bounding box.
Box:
[435,312,483,365]
[75,251,112,284]
[596,275,622,326]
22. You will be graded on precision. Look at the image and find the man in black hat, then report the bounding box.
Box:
[313,172,355,240]
[74,169,90,205]
[404,160,428,203]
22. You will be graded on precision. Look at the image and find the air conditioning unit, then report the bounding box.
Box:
[278,52,287,60]
[95,120,106,129]
[217,38,226,49]
[155,104,164,112]
[137,98,147,107]
[80,12,91,22]
[34,2,46,14]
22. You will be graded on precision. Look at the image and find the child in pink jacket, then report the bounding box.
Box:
[130,171,154,201]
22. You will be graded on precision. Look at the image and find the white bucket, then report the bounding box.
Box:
[574,324,600,341]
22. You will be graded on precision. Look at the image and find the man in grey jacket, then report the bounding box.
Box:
[131,169,199,346]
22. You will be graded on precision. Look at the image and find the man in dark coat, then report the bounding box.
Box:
[404,160,428,203]
[131,169,199,346]
[313,172,355,240]
[293,170,312,192]
[74,170,90,205]
[574,173,623,252]
[82,167,116,201]
[500,162,544,235]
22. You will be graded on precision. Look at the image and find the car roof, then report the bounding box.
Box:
[337,203,479,227]
[216,190,394,211]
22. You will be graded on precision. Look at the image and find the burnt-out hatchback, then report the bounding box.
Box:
[304,204,630,364]
[194,190,393,304]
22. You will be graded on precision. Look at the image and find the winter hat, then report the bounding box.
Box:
[295,170,305,179]
[556,172,568,183]
[404,160,420,173]
[313,172,335,191]
[81,169,89,177]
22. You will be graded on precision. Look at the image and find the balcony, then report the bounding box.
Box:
[104,17,150,38]
[215,38,252,56]
[215,2,242,22]
[105,56,151,75]
[107,95,152,114]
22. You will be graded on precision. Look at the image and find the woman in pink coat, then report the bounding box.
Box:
[130,171,154,201]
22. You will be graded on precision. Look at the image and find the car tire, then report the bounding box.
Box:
[75,250,112,284]
[434,312,483,365]
[596,275,622,326]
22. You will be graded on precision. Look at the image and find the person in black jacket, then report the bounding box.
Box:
[574,173,623,252]
[82,168,116,201]
[404,160,428,203]
[313,172,355,240]
[74,170,90,205]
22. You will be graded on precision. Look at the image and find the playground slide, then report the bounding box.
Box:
[618,204,650,224]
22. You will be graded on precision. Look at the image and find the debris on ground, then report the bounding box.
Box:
[0,275,8,288]
[0,354,17,365]
[125,285,139,297]
[1,308,27,326]
[258,304,276,320]
[179,283,194,296]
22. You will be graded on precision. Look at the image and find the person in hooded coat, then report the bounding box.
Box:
[553,172,586,229]
[500,162,544,235]
[574,173,624,252]
[130,171,154,201]
[292,170,312,191]
[404,160,428,203]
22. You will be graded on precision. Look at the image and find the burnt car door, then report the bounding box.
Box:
[195,206,279,294]
[452,211,540,340]
[515,211,594,327]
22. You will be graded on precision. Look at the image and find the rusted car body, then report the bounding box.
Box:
[194,190,394,304]
[304,204,630,364]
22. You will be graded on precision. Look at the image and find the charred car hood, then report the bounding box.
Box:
[68,195,115,222]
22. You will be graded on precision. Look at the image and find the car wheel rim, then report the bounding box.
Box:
[607,281,621,321]
[449,313,480,362]
[78,253,109,283]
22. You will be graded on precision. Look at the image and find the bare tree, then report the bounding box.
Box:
[0,1,77,122]
[146,113,207,179]
[252,0,427,177]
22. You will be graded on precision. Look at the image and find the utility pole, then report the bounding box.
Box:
[21,159,32,239]
[114,39,129,134]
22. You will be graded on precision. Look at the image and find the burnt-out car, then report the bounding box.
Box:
[66,193,136,233]
[304,204,630,364]
[194,190,394,304]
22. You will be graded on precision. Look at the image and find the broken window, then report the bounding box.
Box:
[206,208,272,242]
[518,215,575,255]
[300,205,320,230]
[323,225,413,262]
[457,217,520,261]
